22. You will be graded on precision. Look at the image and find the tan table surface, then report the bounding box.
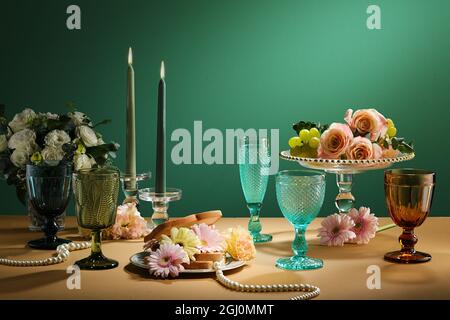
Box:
[0,216,449,300]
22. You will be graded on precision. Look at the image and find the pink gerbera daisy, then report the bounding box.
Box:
[348,207,379,244]
[146,243,189,278]
[318,214,356,246]
[191,223,225,253]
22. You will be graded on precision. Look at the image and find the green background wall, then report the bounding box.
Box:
[0,0,448,219]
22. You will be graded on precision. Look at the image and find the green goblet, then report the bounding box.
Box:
[73,167,120,270]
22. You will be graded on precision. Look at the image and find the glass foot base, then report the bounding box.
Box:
[384,251,431,264]
[276,256,323,271]
[75,253,119,270]
[252,233,273,243]
[28,237,71,250]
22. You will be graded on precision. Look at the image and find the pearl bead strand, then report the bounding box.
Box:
[213,262,320,300]
[1,244,320,300]
[0,241,91,267]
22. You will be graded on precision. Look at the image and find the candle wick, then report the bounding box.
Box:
[160,61,165,79]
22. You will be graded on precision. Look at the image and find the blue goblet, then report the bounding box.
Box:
[26,163,72,250]
[275,170,325,270]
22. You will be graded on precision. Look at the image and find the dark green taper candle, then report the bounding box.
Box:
[155,61,166,193]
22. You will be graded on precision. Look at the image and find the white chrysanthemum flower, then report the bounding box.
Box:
[44,129,71,148]
[40,112,59,120]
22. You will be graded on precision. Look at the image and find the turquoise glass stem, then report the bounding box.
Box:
[247,203,263,237]
[292,226,308,257]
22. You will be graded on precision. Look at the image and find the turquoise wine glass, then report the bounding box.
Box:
[275,170,326,270]
[239,137,272,243]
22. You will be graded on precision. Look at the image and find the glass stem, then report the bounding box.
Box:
[44,217,58,243]
[335,173,355,213]
[292,226,308,257]
[151,201,169,226]
[247,203,262,237]
[399,228,417,254]
[91,230,103,256]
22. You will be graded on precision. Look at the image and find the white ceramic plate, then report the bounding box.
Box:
[130,251,246,274]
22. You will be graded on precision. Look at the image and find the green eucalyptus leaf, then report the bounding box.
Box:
[398,142,414,154]
[93,119,112,128]
[392,137,399,149]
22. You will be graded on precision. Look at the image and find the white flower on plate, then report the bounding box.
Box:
[0,135,7,152]
[10,149,30,167]
[44,129,71,148]
[76,125,98,147]
[74,154,96,171]
[41,146,65,161]
[8,129,37,152]
[8,108,37,133]
[68,111,91,126]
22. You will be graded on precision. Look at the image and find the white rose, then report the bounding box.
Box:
[44,129,71,148]
[8,129,37,151]
[76,125,98,147]
[69,111,91,126]
[0,135,7,152]
[8,108,36,133]
[74,154,94,171]
[10,149,30,167]
[41,146,65,161]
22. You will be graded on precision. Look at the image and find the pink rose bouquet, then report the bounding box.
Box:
[288,107,414,160]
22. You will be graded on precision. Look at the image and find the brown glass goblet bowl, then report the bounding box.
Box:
[384,169,435,264]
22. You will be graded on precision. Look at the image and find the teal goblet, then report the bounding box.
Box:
[275,170,326,270]
[238,137,272,243]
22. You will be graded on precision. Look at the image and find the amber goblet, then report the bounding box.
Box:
[384,169,435,264]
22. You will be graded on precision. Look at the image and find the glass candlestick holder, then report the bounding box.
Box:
[120,172,151,206]
[138,188,182,227]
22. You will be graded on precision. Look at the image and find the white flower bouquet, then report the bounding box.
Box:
[0,105,119,204]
